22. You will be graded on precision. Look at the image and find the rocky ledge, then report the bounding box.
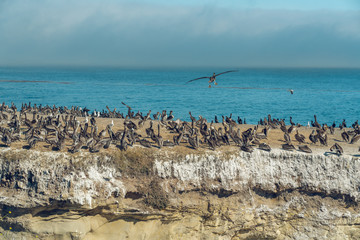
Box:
[0,147,360,239]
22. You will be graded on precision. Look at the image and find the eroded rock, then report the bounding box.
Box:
[0,148,359,239]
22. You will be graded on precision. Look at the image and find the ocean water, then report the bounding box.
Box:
[0,67,359,125]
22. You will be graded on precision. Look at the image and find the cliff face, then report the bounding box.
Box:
[0,147,360,239]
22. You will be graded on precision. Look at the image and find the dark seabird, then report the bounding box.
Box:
[330,143,343,156]
[188,129,199,150]
[309,130,318,144]
[241,145,253,153]
[282,143,296,151]
[350,134,360,144]
[298,145,312,153]
[139,138,152,148]
[186,70,238,88]
[258,143,271,152]
[313,115,321,129]
[341,130,350,142]
[295,130,306,143]
[284,132,291,143]
[155,124,163,148]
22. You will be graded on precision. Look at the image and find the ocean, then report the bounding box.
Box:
[0,67,359,125]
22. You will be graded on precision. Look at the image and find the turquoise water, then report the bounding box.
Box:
[0,67,359,125]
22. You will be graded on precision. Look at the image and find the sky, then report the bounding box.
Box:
[0,0,359,68]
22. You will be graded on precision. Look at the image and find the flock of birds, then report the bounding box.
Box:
[0,102,359,156]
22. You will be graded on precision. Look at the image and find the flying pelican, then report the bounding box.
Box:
[186,70,238,88]
[288,89,294,94]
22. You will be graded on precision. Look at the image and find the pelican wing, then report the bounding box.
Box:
[121,102,131,109]
[186,76,210,84]
[215,70,238,77]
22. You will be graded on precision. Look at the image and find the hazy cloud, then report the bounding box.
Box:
[0,0,359,67]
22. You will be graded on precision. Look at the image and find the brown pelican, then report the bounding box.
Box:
[295,130,306,143]
[251,138,261,145]
[341,130,350,142]
[189,112,196,122]
[69,138,84,153]
[288,125,296,134]
[118,128,128,151]
[188,129,199,149]
[318,133,328,146]
[330,143,343,156]
[146,121,154,138]
[280,124,287,133]
[350,134,360,144]
[282,143,296,151]
[259,143,271,152]
[89,139,107,153]
[173,130,184,145]
[313,115,321,129]
[284,132,291,143]
[309,130,318,144]
[255,128,267,139]
[27,135,43,149]
[153,112,160,120]
[186,70,238,88]
[241,145,253,153]
[167,111,174,121]
[290,117,295,126]
[1,128,19,146]
[155,124,163,148]
[298,145,312,153]
[139,138,152,148]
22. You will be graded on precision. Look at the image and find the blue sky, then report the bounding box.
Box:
[0,0,359,68]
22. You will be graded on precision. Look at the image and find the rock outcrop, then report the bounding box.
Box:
[0,147,359,239]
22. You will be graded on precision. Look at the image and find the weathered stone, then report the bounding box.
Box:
[0,148,359,239]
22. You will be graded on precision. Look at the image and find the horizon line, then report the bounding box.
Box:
[0,65,359,70]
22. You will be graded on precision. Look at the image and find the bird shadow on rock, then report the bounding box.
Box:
[324,151,339,157]
[22,145,31,150]
[185,146,197,150]
[51,146,61,151]
[257,148,270,152]
[333,139,344,142]
[0,144,9,148]
[352,154,360,157]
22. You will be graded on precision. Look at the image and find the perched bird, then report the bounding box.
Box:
[258,143,271,152]
[298,145,312,153]
[295,130,306,143]
[139,138,152,148]
[309,130,318,144]
[284,132,291,143]
[282,143,296,151]
[330,143,343,156]
[341,130,350,142]
[241,145,253,153]
[350,134,360,144]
